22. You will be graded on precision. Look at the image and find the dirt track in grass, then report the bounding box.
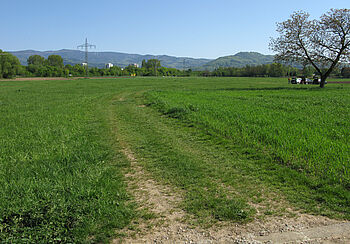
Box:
[113,142,350,243]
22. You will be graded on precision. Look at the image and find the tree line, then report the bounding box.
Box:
[1,50,350,79]
[208,63,348,78]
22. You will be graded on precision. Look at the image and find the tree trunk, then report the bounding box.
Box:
[320,75,326,88]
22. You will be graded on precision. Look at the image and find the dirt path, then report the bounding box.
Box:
[255,222,350,243]
[0,76,136,82]
[112,142,349,243]
[0,77,71,81]
[114,146,215,243]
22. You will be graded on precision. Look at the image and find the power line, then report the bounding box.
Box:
[77,38,96,78]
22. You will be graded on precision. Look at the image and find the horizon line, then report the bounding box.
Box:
[7,49,275,60]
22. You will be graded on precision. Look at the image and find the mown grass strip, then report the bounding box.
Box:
[109,92,255,224]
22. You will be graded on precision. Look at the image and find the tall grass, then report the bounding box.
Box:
[146,85,350,188]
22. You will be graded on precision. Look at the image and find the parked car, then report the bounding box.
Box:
[290,77,302,84]
[289,76,326,85]
[305,78,312,84]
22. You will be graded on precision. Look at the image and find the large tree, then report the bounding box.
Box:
[270,9,350,88]
[141,59,161,76]
[46,55,64,68]
[27,55,45,66]
[0,50,21,78]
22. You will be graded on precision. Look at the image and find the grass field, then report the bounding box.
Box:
[0,80,134,242]
[0,77,349,242]
[147,82,350,187]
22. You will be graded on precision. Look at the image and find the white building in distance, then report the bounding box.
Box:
[129,63,139,68]
[106,63,114,69]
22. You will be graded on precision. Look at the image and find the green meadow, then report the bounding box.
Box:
[0,77,349,242]
[147,81,350,186]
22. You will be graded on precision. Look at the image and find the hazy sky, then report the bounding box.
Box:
[1,0,349,58]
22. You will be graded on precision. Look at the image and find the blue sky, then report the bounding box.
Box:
[1,0,349,58]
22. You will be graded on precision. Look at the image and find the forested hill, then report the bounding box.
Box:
[199,52,275,70]
[10,50,276,70]
[10,49,212,69]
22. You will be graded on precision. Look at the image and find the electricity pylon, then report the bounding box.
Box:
[77,38,96,78]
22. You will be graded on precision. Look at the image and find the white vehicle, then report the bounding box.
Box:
[305,78,312,84]
[291,77,302,84]
[290,76,324,85]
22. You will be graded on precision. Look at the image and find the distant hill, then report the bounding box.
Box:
[10,49,212,69]
[9,50,278,70]
[199,52,275,70]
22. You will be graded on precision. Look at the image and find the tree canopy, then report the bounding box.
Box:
[27,55,45,66]
[46,55,64,68]
[141,59,161,76]
[0,50,21,78]
[270,8,350,87]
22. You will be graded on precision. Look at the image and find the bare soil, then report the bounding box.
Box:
[0,77,71,81]
[0,76,136,82]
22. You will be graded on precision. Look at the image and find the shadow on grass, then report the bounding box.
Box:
[217,86,320,92]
